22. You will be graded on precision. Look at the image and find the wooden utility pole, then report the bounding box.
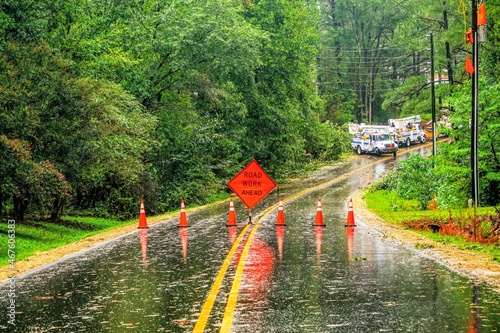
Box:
[471,0,479,207]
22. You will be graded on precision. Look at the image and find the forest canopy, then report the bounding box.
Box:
[0,0,498,220]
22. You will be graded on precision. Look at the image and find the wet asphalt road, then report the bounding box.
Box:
[1,144,500,332]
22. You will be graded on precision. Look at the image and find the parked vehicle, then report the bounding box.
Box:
[351,132,398,157]
[388,115,427,147]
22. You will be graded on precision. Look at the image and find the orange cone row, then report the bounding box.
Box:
[138,197,357,228]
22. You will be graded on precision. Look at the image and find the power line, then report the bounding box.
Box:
[319,34,429,53]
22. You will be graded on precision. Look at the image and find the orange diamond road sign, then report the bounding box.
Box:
[227,159,277,209]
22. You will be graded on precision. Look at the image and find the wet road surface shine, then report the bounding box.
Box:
[192,223,251,332]
[199,155,398,332]
[193,157,398,333]
[2,144,500,332]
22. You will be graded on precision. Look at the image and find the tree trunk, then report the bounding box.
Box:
[50,197,65,221]
[13,195,28,221]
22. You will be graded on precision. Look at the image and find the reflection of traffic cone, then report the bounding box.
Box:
[138,199,148,229]
[227,225,238,245]
[313,198,326,226]
[276,225,285,261]
[139,229,148,265]
[345,198,356,227]
[275,198,286,226]
[180,228,188,264]
[178,200,189,227]
[227,199,237,226]
[346,227,355,261]
[315,226,323,260]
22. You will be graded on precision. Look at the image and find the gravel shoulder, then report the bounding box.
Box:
[351,190,500,293]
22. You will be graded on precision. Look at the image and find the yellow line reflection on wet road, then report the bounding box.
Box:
[219,204,276,333]
[192,223,251,333]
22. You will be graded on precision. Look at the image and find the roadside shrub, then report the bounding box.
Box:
[395,154,436,210]
[432,158,470,209]
[305,121,351,161]
[373,169,398,191]
[435,179,469,209]
[373,153,470,211]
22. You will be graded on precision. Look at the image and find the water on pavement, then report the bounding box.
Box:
[1,148,500,332]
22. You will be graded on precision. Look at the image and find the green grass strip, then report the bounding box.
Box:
[364,189,500,262]
[1,216,134,267]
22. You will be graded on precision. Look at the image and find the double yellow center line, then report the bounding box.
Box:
[193,146,429,332]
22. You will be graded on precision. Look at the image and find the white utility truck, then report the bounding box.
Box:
[351,132,398,157]
[388,115,426,147]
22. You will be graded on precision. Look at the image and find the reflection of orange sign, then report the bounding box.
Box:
[227,159,277,209]
[242,239,275,300]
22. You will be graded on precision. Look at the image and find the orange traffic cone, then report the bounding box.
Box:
[227,199,237,226]
[345,198,356,227]
[275,198,286,226]
[178,199,189,227]
[313,198,326,227]
[138,199,148,229]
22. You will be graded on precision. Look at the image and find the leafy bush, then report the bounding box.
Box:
[304,121,352,161]
[373,169,398,191]
[394,154,436,210]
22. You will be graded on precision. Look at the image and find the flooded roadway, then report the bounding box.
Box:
[2,145,500,332]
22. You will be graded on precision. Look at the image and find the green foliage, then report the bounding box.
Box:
[375,151,473,210]
[373,169,399,191]
[442,77,500,207]
[6,0,493,221]
[365,188,497,224]
[0,41,157,220]
[393,154,436,209]
[431,157,470,209]
[0,216,130,266]
[0,136,70,220]
[318,0,466,124]
[305,121,351,161]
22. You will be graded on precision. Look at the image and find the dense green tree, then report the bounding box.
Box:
[0,136,70,220]
[0,41,157,219]
[444,77,500,207]
[240,0,331,175]
[318,0,465,124]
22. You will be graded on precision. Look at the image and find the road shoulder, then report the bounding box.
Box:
[352,190,500,292]
[0,211,182,283]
